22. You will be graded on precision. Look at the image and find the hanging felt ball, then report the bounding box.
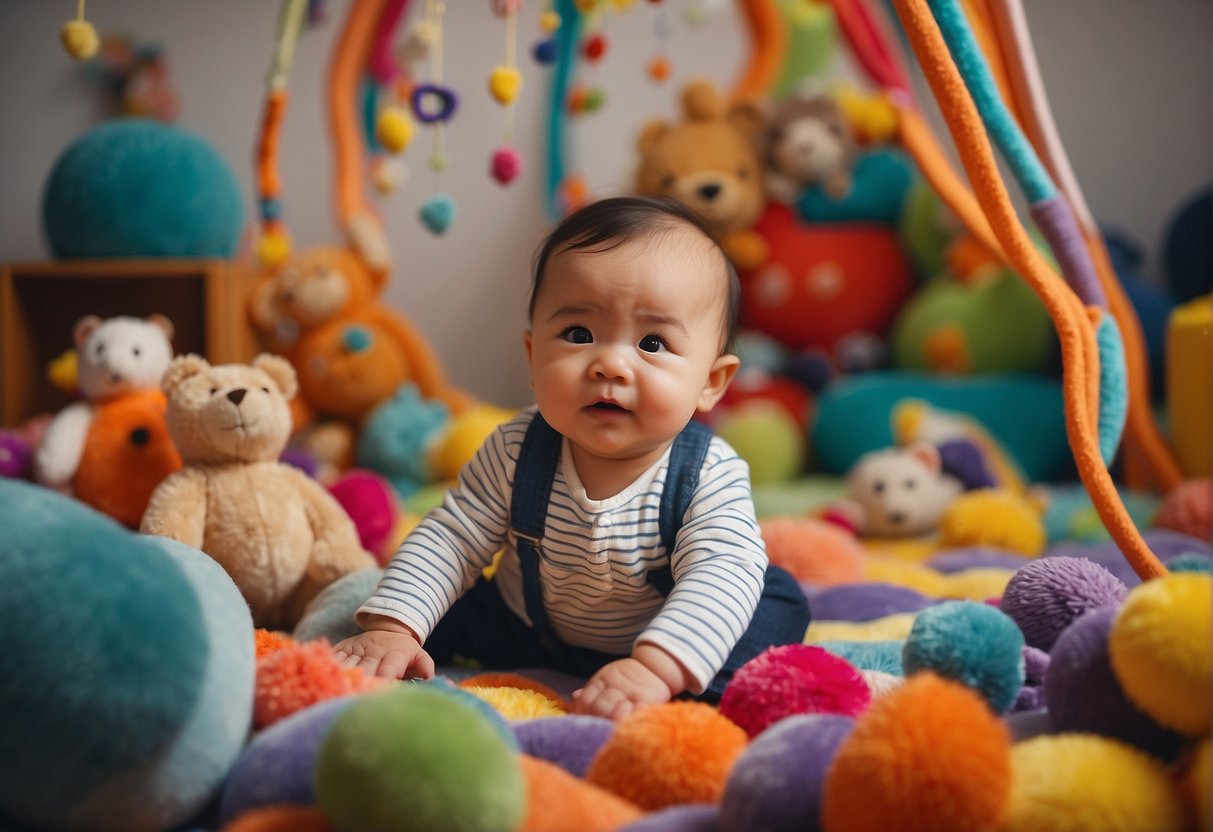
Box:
[584,87,606,112]
[396,22,438,65]
[428,150,448,174]
[375,107,415,154]
[583,34,607,62]
[533,39,558,65]
[257,227,292,267]
[647,55,671,82]
[419,194,456,236]
[488,66,523,106]
[611,0,638,8]
[372,157,409,195]
[567,85,589,113]
[60,19,99,60]
[539,11,562,32]
[490,147,523,186]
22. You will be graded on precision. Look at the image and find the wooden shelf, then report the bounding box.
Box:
[1,259,259,427]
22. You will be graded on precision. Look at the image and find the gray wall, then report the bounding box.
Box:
[1,1,1208,406]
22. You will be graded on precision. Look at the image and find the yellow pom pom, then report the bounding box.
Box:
[462,686,568,720]
[1109,573,1212,735]
[939,489,1045,556]
[1003,735,1187,832]
[376,107,415,154]
[429,405,515,481]
[257,229,292,267]
[610,0,637,9]
[60,19,99,60]
[47,349,78,395]
[539,11,562,33]
[488,66,523,106]
[1178,739,1211,827]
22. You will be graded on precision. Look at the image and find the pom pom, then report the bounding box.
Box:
[532,38,558,65]
[821,674,1012,832]
[720,644,870,739]
[818,640,905,675]
[902,601,1025,714]
[255,628,296,661]
[462,686,567,720]
[860,669,904,699]
[490,146,524,185]
[1002,735,1187,832]
[1109,573,1212,735]
[1178,739,1211,827]
[314,685,526,832]
[518,755,643,832]
[375,107,415,154]
[618,806,721,831]
[488,65,523,105]
[1154,479,1211,541]
[253,640,382,729]
[220,805,334,832]
[1044,607,1183,759]
[938,489,1045,555]
[585,702,746,811]
[419,193,456,235]
[720,714,854,832]
[514,715,615,778]
[647,55,671,82]
[760,518,864,585]
[999,556,1128,650]
[61,19,99,60]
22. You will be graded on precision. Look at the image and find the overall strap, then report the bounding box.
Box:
[509,413,563,645]
[648,419,713,597]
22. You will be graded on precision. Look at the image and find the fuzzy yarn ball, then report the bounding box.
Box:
[720,714,854,832]
[463,686,568,720]
[938,489,1045,555]
[617,805,722,831]
[817,640,904,675]
[1153,479,1211,541]
[1001,735,1187,832]
[1178,739,1211,826]
[514,715,615,778]
[760,517,865,585]
[459,672,569,710]
[253,640,383,729]
[517,755,643,832]
[860,669,904,699]
[902,601,1025,714]
[1109,573,1212,735]
[1000,556,1128,650]
[821,673,1012,832]
[719,644,871,738]
[255,628,295,661]
[1044,607,1183,759]
[314,685,525,832]
[585,702,747,811]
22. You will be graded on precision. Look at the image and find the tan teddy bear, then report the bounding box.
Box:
[140,353,375,629]
[635,79,768,269]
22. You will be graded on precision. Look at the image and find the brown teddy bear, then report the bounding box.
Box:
[140,352,375,629]
[635,80,769,269]
[764,88,858,203]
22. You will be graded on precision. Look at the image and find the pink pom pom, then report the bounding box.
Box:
[720,644,871,739]
[328,469,397,559]
[1154,479,1210,542]
[491,146,523,185]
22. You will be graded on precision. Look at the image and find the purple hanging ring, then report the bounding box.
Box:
[410,83,459,124]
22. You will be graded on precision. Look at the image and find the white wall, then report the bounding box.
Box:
[1,0,1208,407]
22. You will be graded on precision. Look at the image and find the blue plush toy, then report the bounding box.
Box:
[356,383,450,498]
[0,480,254,832]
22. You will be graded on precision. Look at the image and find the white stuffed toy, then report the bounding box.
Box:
[828,443,964,538]
[34,314,176,490]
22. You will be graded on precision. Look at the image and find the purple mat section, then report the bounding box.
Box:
[1044,529,1211,587]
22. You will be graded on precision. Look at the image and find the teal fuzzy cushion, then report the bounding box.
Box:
[796,148,917,226]
[0,481,254,831]
[42,119,244,258]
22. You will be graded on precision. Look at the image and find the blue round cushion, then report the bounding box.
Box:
[0,481,253,831]
[43,119,244,258]
[795,148,917,226]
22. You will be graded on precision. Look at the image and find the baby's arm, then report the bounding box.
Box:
[572,643,697,720]
[333,614,434,680]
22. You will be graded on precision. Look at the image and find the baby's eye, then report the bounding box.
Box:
[872,479,886,494]
[638,334,666,353]
[561,326,593,344]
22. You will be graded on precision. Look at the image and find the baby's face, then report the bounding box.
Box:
[525,226,737,464]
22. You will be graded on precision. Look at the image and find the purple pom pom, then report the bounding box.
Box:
[1000,557,1127,650]
[618,805,721,832]
[513,715,614,778]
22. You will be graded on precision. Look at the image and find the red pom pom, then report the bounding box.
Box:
[720,644,871,738]
[491,146,524,185]
[583,34,606,62]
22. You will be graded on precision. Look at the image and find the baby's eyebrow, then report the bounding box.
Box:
[636,312,687,335]
[548,304,601,321]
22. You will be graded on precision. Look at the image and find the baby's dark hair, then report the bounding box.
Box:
[529,196,741,353]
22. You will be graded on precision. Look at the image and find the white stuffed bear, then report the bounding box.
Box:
[34,314,175,489]
[830,443,963,538]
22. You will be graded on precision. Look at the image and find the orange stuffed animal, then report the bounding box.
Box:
[248,246,471,431]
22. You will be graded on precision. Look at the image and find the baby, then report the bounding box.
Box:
[335,196,810,719]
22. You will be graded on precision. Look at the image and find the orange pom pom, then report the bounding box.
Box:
[221,805,334,832]
[822,673,1012,832]
[254,640,382,729]
[761,517,865,585]
[585,701,747,810]
[518,755,643,832]
[647,55,671,82]
[255,628,296,661]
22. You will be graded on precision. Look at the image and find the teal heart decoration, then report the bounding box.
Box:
[419,193,456,236]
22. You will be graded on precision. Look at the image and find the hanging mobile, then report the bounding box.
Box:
[489,0,524,185]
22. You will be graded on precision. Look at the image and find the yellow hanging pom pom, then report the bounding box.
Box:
[376,107,415,154]
[488,66,523,106]
[539,11,562,32]
[257,228,292,267]
[60,18,99,60]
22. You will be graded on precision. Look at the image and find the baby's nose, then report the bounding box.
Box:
[591,350,632,381]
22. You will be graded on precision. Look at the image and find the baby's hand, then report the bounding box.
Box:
[333,627,435,680]
[572,658,672,721]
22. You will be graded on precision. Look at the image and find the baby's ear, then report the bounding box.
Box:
[163,354,210,396]
[73,315,103,347]
[253,353,298,401]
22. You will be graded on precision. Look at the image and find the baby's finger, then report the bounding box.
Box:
[409,649,436,680]
[338,652,365,669]
[610,699,634,722]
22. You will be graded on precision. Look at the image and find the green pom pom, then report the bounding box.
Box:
[715,403,804,485]
[314,685,525,832]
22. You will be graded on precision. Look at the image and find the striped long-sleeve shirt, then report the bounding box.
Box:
[357,407,768,692]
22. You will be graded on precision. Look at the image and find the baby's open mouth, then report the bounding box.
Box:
[589,401,627,412]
